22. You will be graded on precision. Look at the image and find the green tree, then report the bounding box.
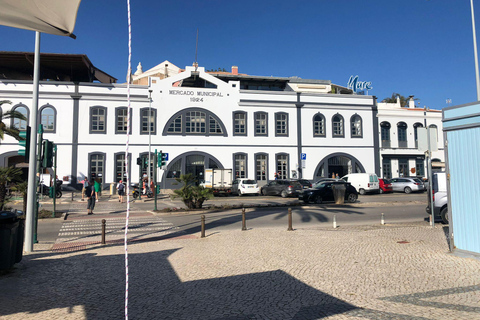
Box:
[0,100,27,141]
[171,173,213,209]
[381,93,418,108]
[0,167,23,211]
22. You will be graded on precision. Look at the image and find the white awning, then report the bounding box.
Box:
[0,0,81,37]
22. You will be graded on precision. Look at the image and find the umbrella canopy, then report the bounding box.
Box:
[0,0,81,38]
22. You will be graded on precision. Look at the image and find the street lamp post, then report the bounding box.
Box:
[148,89,153,188]
[471,0,480,100]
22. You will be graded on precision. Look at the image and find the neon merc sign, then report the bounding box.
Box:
[347,75,372,93]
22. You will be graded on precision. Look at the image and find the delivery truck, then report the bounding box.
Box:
[203,168,233,195]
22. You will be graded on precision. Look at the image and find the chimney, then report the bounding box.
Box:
[408,95,415,109]
[232,66,238,75]
[164,63,169,77]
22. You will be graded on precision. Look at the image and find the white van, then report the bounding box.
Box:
[341,173,379,195]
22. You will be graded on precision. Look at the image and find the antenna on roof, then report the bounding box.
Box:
[195,28,199,72]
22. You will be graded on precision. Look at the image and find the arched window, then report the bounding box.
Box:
[255,153,268,181]
[163,108,227,136]
[332,114,344,137]
[233,111,247,136]
[254,111,268,136]
[11,104,29,130]
[350,114,362,138]
[39,105,56,133]
[397,122,408,148]
[380,121,391,148]
[413,123,423,148]
[429,124,438,141]
[313,113,325,137]
[233,153,248,178]
[140,108,156,135]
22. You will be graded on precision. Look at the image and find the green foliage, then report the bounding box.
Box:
[0,100,27,141]
[171,173,213,209]
[0,167,23,211]
[11,181,27,214]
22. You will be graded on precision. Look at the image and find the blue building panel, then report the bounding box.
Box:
[443,101,480,255]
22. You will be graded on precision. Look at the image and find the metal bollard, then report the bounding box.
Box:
[381,213,385,225]
[101,219,106,244]
[287,208,293,231]
[242,208,247,231]
[333,215,337,229]
[71,192,74,202]
[201,215,206,238]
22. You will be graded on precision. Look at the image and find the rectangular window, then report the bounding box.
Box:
[256,154,267,181]
[235,154,247,178]
[234,112,246,135]
[186,111,206,133]
[276,155,288,179]
[255,113,267,136]
[117,109,128,133]
[314,118,325,136]
[90,154,105,184]
[91,108,106,133]
[333,122,343,136]
[399,159,409,177]
[275,113,288,136]
[141,109,155,134]
[115,154,127,183]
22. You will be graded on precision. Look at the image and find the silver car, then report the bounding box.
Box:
[391,177,425,194]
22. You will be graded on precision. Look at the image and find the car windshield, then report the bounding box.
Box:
[383,179,391,184]
[243,180,257,184]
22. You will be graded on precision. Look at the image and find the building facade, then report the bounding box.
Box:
[0,54,443,190]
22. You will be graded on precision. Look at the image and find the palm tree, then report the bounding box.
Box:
[0,100,27,141]
[0,166,23,211]
[381,93,418,108]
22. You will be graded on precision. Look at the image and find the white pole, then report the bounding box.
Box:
[471,0,480,100]
[25,32,41,253]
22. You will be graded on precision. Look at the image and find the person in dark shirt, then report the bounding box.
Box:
[85,178,96,215]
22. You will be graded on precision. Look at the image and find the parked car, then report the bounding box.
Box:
[296,179,312,189]
[299,181,358,204]
[391,177,425,194]
[379,178,393,194]
[426,172,448,224]
[341,173,379,195]
[260,179,304,198]
[232,179,260,196]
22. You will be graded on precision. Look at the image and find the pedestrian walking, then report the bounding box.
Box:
[78,176,88,201]
[94,178,101,202]
[142,179,147,198]
[85,178,96,215]
[117,180,125,203]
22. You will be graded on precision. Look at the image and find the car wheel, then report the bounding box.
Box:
[440,207,448,224]
[314,195,322,204]
[359,188,366,195]
[238,192,242,197]
[379,188,384,194]
[404,187,412,194]
[347,193,357,203]
[261,189,267,196]
[281,190,288,198]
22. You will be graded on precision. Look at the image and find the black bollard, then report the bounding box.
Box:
[287,208,293,231]
[242,208,247,231]
[71,192,74,202]
[201,215,206,238]
[101,219,106,244]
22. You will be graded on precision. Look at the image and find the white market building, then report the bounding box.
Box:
[0,53,443,190]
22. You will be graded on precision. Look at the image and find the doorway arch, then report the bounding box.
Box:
[163,151,224,189]
[314,153,365,180]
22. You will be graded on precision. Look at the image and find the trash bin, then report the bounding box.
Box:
[332,183,346,205]
[0,211,24,270]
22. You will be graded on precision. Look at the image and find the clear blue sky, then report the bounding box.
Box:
[1,0,479,110]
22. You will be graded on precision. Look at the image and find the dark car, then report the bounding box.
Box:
[299,181,358,204]
[379,178,393,194]
[261,179,304,198]
[296,179,312,189]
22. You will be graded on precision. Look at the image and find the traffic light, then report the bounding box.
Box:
[42,140,54,168]
[143,157,148,169]
[136,157,142,166]
[48,186,55,198]
[157,150,166,167]
[18,126,31,162]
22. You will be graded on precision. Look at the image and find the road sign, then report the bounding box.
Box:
[163,153,169,161]
[300,153,306,160]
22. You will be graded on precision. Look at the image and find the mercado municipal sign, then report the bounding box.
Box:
[347,75,372,94]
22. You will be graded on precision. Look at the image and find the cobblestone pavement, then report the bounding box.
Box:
[1,221,479,320]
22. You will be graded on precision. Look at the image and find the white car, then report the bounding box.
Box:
[232,179,260,196]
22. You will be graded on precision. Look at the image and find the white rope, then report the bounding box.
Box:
[125,0,132,319]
